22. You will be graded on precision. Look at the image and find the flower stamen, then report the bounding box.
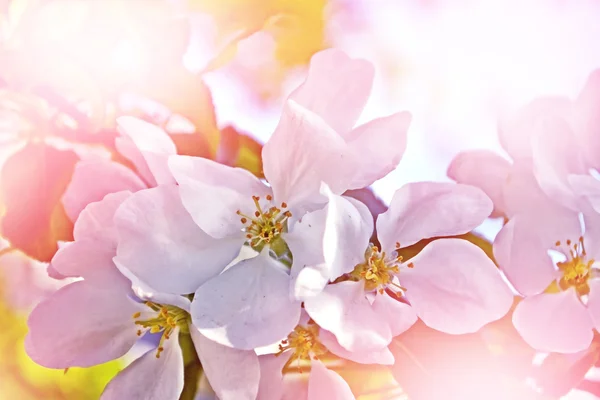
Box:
[350,244,409,294]
[276,322,327,372]
[237,194,292,250]
[554,236,594,296]
[132,301,190,358]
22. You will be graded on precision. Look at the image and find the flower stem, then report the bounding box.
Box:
[178,331,203,400]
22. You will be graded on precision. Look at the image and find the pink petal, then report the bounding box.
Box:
[323,193,373,280]
[531,117,587,211]
[498,96,571,161]
[191,250,301,350]
[493,217,559,296]
[376,182,493,250]
[574,69,600,169]
[190,327,260,400]
[569,174,600,214]
[288,193,372,284]
[117,116,177,186]
[62,160,146,222]
[51,239,129,289]
[344,111,412,189]
[304,281,392,352]
[73,191,132,243]
[308,359,355,400]
[169,155,269,238]
[115,136,156,186]
[401,239,513,334]
[114,185,241,295]
[262,100,351,209]
[586,279,600,333]
[257,353,290,400]
[26,281,142,369]
[371,293,417,337]
[289,48,374,135]
[101,330,184,400]
[318,328,394,365]
[583,216,600,261]
[447,150,511,218]
[513,291,593,353]
[502,164,583,244]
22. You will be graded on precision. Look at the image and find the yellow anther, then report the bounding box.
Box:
[555,237,594,296]
[350,244,410,293]
[277,323,328,372]
[238,194,292,250]
[132,301,190,358]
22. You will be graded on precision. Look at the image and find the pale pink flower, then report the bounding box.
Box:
[257,313,392,400]
[27,190,259,400]
[62,116,176,222]
[493,193,600,353]
[449,69,600,216]
[160,48,411,349]
[295,182,512,353]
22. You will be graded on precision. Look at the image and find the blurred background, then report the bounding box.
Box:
[2,0,600,398]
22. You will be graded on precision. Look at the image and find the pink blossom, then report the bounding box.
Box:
[157,49,411,350]
[295,182,512,353]
[493,193,600,353]
[257,313,392,400]
[61,116,176,222]
[27,190,260,400]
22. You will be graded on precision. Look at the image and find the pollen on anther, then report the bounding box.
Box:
[281,202,288,208]
[252,195,260,201]
[240,217,247,223]
[266,194,273,201]
[396,242,401,248]
[254,211,260,217]
[555,241,561,246]
[132,311,141,319]
[567,239,572,245]
[407,262,415,268]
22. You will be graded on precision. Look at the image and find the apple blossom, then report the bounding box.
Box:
[158,48,411,350]
[27,190,260,400]
[62,116,176,222]
[257,313,393,400]
[296,182,513,353]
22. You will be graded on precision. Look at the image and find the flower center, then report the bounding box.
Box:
[555,237,595,296]
[276,322,328,371]
[350,244,412,294]
[237,195,292,250]
[132,301,190,358]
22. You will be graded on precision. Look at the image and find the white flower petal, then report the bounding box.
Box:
[513,290,593,353]
[262,100,351,208]
[169,155,268,239]
[401,239,513,334]
[192,251,301,349]
[376,182,492,250]
[117,116,177,185]
[345,111,412,189]
[26,281,142,369]
[308,359,355,400]
[304,281,392,352]
[101,330,184,400]
[190,327,260,400]
[114,185,242,295]
[289,48,374,135]
[318,328,394,365]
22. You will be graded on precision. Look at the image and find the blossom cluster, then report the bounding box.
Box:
[450,73,600,354]
[26,49,530,399]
